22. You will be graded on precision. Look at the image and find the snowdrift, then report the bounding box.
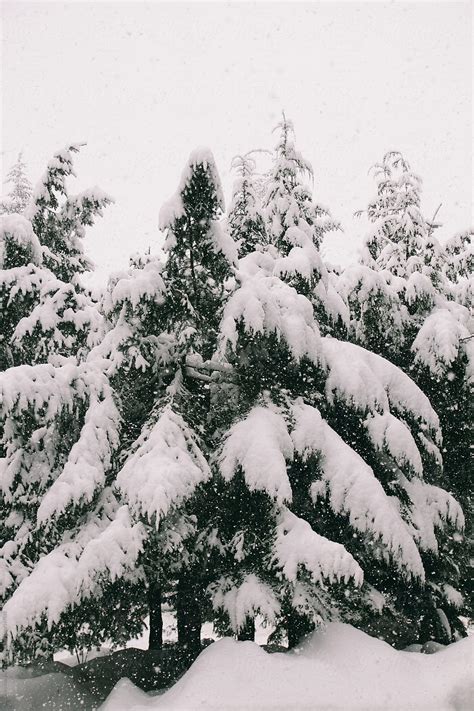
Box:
[101,623,473,711]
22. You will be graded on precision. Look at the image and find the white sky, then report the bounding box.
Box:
[1,0,472,283]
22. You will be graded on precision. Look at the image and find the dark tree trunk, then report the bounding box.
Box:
[176,573,202,662]
[237,617,255,641]
[287,610,314,649]
[148,579,163,651]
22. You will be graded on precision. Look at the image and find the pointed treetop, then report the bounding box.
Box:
[159,147,224,231]
[22,143,113,282]
[270,114,313,188]
[0,152,33,215]
[24,143,86,222]
[361,150,444,284]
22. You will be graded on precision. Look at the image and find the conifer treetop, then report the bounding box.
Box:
[0,152,33,215]
[159,147,225,231]
[24,143,114,282]
[362,150,439,279]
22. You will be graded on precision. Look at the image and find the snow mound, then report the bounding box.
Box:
[101,623,473,711]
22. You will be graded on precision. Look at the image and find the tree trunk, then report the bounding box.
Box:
[237,617,255,641]
[148,579,163,651]
[287,610,313,649]
[176,573,202,662]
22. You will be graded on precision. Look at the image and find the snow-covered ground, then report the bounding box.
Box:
[2,622,472,710]
[101,623,473,711]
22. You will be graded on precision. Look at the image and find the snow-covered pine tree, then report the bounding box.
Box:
[0,147,126,664]
[213,222,463,648]
[228,152,268,257]
[123,148,238,659]
[1,148,238,663]
[0,147,238,665]
[0,142,113,372]
[0,153,33,215]
[205,125,463,649]
[339,151,472,642]
[0,215,44,371]
[0,143,112,371]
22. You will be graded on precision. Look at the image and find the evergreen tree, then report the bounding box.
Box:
[0,146,118,664]
[0,153,33,215]
[206,125,463,649]
[444,229,473,310]
[1,134,468,669]
[340,151,472,642]
[0,148,238,666]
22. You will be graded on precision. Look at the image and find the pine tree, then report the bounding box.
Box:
[1,134,468,667]
[205,125,464,649]
[0,153,33,215]
[0,143,112,373]
[0,148,238,665]
[0,215,44,371]
[341,151,472,642]
[213,214,462,649]
[0,146,118,664]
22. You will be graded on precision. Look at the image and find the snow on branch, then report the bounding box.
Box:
[411,306,474,379]
[0,361,79,419]
[322,337,441,438]
[323,338,389,413]
[75,505,145,596]
[365,412,423,476]
[12,280,105,356]
[290,400,425,579]
[209,220,239,266]
[219,406,293,504]
[401,477,465,553]
[0,214,42,267]
[116,405,211,525]
[211,574,280,633]
[104,260,166,312]
[0,549,78,637]
[273,243,325,284]
[60,187,114,234]
[1,500,144,639]
[219,274,324,365]
[273,508,363,586]
[36,383,121,524]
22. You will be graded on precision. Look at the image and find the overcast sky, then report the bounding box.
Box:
[2,1,472,283]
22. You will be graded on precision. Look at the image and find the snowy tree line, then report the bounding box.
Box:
[0,120,472,666]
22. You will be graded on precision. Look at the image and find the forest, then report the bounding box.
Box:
[0,117,472,709]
